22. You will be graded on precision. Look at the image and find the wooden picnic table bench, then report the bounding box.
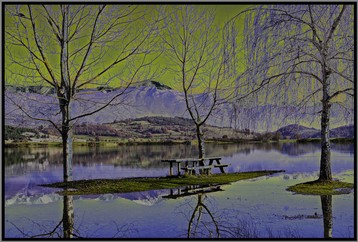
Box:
[161,157,230,176]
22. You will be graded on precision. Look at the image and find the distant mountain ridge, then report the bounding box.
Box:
[275,124,354,139]
[5,82,353,132]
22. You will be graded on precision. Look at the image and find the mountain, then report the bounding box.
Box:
[5,84,190,126]
[276,124,320,139]
[330,125,355,138]
[5,81,353,132]
[275,124,354,139]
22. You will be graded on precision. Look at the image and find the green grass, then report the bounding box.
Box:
[4,141,63,147]
[331,138,354,143]
[287,180,354,195]
[278,139,298,143]
[42,170,285,195]
[296,138,321,143]
[5,139,187,148]
[297,138,354,143]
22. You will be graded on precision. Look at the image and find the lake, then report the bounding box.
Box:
[3,142,355,239]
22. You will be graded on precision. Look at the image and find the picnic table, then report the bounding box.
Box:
[161,157,229,176]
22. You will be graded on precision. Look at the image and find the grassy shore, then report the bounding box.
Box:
[5,136,353,148]
[296,137,354,143]
[42,170,285,195]
[287,180,354,195]
[4,139,186,148]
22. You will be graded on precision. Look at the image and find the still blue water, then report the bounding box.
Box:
[3,142,355,238]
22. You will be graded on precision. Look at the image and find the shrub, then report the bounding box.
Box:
[273,132,282,141]
[5,125,38,141]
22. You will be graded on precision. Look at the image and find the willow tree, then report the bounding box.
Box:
[159,6,228,159]
[226,4,354,181]
[5,4,158,182]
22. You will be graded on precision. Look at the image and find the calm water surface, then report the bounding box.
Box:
[4,143,355,238]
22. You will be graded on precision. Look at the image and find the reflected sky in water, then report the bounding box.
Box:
[4,143,355,238]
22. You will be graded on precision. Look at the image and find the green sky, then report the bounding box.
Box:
[152,4,251,89]
[4,4,250,90]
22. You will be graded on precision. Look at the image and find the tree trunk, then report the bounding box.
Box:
[63,194,74,238]
[62,124,73,182]
[59,94,72,182]
[60,5,73,183]
[320,195,332,238]
[319,76,332,181]
[196,124,205,163]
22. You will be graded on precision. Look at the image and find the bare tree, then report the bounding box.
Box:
[159,6,229,159]
[225,4,354,181]
[5,4,159,182]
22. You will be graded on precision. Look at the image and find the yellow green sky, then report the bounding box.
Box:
[151,4,251,89]
[4,4,251,90]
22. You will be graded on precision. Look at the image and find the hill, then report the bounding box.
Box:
[276,124,320,139]
[73,116,257,142]
[275,124,354,139]
[5,81,353,132]
[5,116,354,146]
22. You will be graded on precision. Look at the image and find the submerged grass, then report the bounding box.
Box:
[287,180,354,195]
[42,170,285,195]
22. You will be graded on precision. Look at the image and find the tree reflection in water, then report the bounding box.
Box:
[187,194,219,238]
[171,188,259,238]
[63,192,74,238]
[8,190,76,238]
[321,195,332,238]
[5,187,344,238]
[170,186,338,239]
[7,190,136,238]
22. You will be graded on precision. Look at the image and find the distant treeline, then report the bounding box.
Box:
[119,116,195,127]
[5,125,39,141]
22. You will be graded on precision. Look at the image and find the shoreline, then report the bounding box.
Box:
[4,137,354,148]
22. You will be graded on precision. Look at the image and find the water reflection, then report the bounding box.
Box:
[6,191,138,238]
[163,184,269,238]
[173,192,336,239]
[163,185,223,200]
[4,142,354,238]
[169,189,265,238]
[186,194,220,238]
[4,143,354,201]
[5,142,354,175]
[5,183,351,239]
[63,193,74,238]
[162,185,224,238]
[6,192,74,238]
[321,195,332,239]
